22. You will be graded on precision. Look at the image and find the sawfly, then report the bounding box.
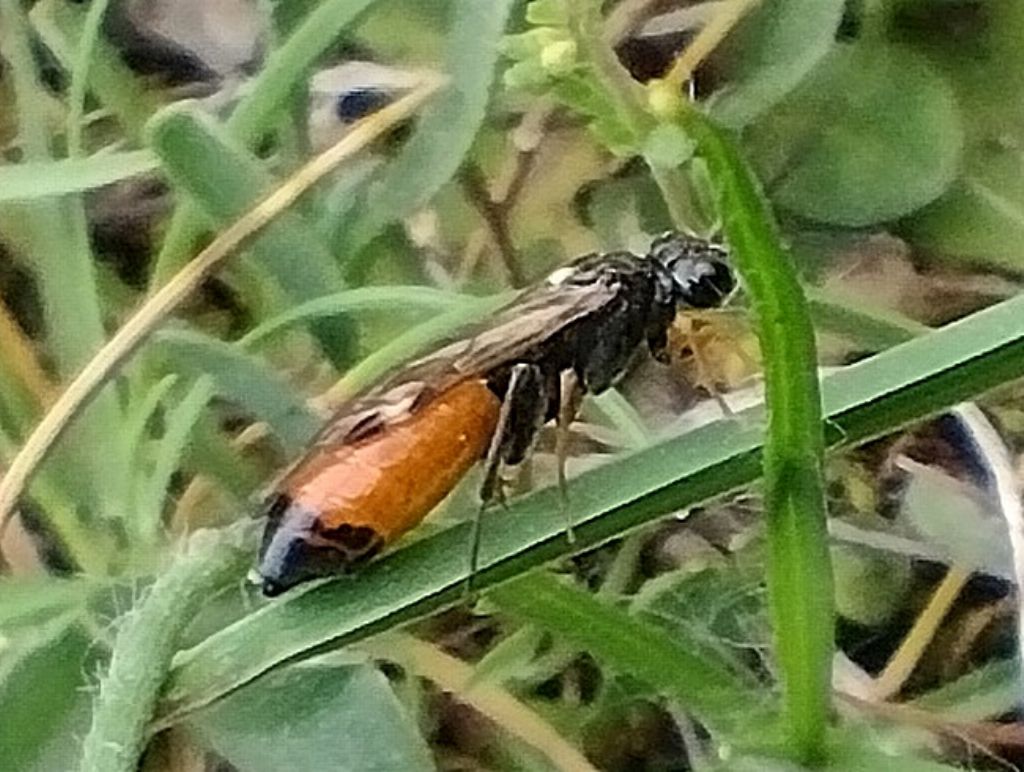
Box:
[258,232,735,595]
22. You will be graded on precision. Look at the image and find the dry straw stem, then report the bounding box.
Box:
[0,73,447,535]
[661,0,760,90]
[604,0,664,45]
[869,562,971,701]
[360,634,598,772]
[0,298,57,407]
[872,405,1024,702]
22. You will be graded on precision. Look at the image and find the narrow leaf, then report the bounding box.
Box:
[153,329,319,454]
[0,151,158,202]
[158,291,1024,724]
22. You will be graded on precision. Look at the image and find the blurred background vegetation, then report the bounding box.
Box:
[2,0,1024,770]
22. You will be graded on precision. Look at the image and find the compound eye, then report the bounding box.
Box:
[335,87,392,123]
[673,258,735,308]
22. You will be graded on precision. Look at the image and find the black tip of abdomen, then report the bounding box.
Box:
[261,578,288,597]
[257,496,320,597]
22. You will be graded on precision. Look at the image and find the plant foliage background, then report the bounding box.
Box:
[2,0,1024,770]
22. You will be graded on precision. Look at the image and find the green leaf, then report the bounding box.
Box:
[912,659,1020,721]
[135,378,216,541]
[0,151,158,202]
[902,142,1024,270]
[1,0,131,525]
[708,755,805,771]
[710,0,846,128]
[0,1,110,374]
[149,0,383,287]
[228,0,383,145]
[632,558,769,672]
[239,286,473,348]
[586,389,651,449]
[30,0,161,143]
[64,0,114,156]
[893,0,1024,148]
[713,745,960,772]
[146,105,345,298]
[0,576,96,629]
[21,693,92,772]
[806,289,928,351]
[824,730,967,772]
[526,0,570,27]
[80,526,254,772]
[122,375,180,506]
[641,123,695,170]
[147,104,354,365]
[191,659,434,772]
[157,289,1024,726]
[490,573,762,734]
[0,614,92,771]
[716,715,975,769]
[471,625,548,686]
[337,0,516,274]
[153,328,320,454]
[332,293,510,398]
[747,42,964,226]
[831,545,911,627]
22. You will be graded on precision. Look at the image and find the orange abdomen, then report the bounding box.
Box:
[285,378,501,544]
[259,378,502,594]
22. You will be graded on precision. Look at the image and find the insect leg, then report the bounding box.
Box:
[688,336,735,418]
[555,368,584,544]
[469,362,548,590]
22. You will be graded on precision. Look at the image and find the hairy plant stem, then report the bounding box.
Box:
[674,107,833,765]
[79,523,255,772]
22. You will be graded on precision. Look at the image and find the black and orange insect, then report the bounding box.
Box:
[257,233,735,595]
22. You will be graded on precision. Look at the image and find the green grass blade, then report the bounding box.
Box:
[910,659,1019,721]
[328,293,509,400]
[120,374,179,531]
[122,376,180,475]
[238,286,472,348]
[1,0,130,523]
[227,0,381,144]
[806,288,930,350]
[157,290,1024,725]
[64,0,113,156]
[0,2,108,376]
[585,389,652,449]
[186,419,265,502]
[153,329,320,455]
[146,105,343,293]
[2,0,54,159]
[149,0,382,286]
[147,104,354,364]
[30,0,161,143]
[0,151,158,202]
[489,572,765,734]
[136,377,216,542]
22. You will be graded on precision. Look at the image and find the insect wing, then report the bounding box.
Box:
[448,278,621,375]
[295,270,622,459]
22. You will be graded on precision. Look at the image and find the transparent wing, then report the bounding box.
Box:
[308,272,623,450]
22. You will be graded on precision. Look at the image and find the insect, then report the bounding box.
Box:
[257,232,735,595]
